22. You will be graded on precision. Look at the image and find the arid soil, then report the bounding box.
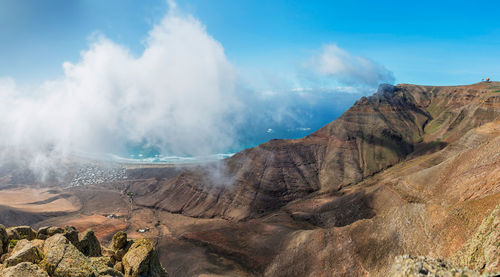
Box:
[0,188,80,213]
[0,82,499,276]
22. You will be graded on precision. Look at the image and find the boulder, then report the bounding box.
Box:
[0,224,8,254]
[390,255,483,277]
[47,226,65,236]
[63,225,79,246]
[4,239,43,267]
[110,231,128,250]
[42,234,98,277]
[91,256,124,277]
[0,253,7,263]
[114,261,124,273]
[114,248,127,262]
[6,226,36,241]
[0,262,49,277]
[37,226,64,240]
[36,227,50,240]
[30,239,45,250]
[122,238,168,277]
[0,226,168,277]
[78,229,102,257]
[102,246,115,257]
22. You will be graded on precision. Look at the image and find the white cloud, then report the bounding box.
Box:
[0,3,240,172]
[0,3,395,180]
[308,44,394,86]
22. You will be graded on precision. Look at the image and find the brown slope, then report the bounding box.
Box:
[265,120,500,276]
[147,119,499,276]
[134,82,500,221]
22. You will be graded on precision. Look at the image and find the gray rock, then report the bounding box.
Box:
[91,256,123,277]
[36,226,50,240]
[122,238,168,277]
[390,255,490,277]
[114,248,127,262]
[42,234,98,277]
[109,231,128,250]
[4,239,43,267]
[47,226,65,236]
[63,225,79,246]
[6,226,36,241]
[114,261,124,273]
[78,229,102,257]
[38,226,65,240]
[0,262,49,277]
[0,224,8,254]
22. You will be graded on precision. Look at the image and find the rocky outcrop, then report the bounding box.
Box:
[0,224,8,255]
[391,255,469,276]
[37,226,64,240]
[6,226,37,241]
[78,229,102,257]
[4,239,43,267]
[122,238,168,277]
[390,255,495,276]
[0,225,167,277]
[63,225,79,246]
[91,256,123,277]
[453,205,500,273]
[42,234,99,276]
[109,231,128,251]
[0,261,50,277]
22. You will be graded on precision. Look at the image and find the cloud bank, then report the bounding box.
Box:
[308,44,394,86]
[0,2,394,179]
[0,6,240,170]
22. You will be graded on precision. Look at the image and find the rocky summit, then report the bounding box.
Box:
[0,82,499,276]
[0,224,168,277]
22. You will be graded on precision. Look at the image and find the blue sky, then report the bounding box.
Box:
[1,0,499,85]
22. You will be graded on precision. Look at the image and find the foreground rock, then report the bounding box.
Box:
[453,205,500,273]
[0,262,50,277]
[4,239,43,267]
[122,238,168,277]
[6,226,37,241]
[0,225,168,277]
[42,234,99,276]
[37,226,64,240]
[0,224,8,255]
[78,229,102,257]
[390,255,497,276]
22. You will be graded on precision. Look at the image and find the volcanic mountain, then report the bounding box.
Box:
[0,82,499,276]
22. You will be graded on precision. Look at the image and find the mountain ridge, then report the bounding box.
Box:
[132,82,500,221]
